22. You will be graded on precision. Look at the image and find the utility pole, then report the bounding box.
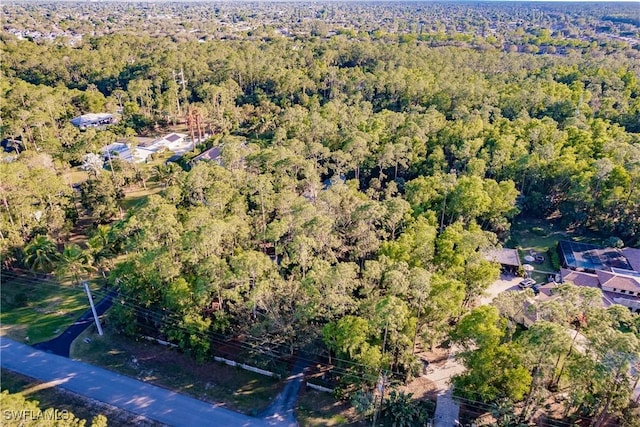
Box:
[83,282,103,336]
[371,373,387,427]
[412,290,424,355]
[187,107,196,150]
[195,108,203,143]
[173,70,182,118]
[372,320,390,427]
[180,67,187,92]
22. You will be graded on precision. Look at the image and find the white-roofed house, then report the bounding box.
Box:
[71,113,116,130]
[102,142,154,164]
[102,142,133,163]
[130,146,156,163]
[146,133,189,153]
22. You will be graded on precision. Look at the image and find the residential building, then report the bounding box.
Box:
[71,113,116,129]
[559,243,640,313]
[99,133,193,164]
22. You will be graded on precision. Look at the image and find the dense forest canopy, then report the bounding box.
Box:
[1,1,639,424]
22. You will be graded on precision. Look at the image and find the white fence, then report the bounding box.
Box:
[143,335,178,348]
[306,382,333,393]
[213,356,280,378]
[143,336,340,390]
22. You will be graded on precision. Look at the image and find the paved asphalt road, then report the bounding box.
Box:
[260,356,309,426]
[0,337,270,427]
[34,290,117,357]
[434,388,460,427]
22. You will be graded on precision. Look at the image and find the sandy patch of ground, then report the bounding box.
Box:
[479,274,522,306]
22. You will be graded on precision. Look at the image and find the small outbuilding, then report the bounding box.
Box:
[484,248,522,273]
[191,146,224,165]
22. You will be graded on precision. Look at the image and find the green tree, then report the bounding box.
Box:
[80,174,124,223]
[383,391,431,427]
[23,234,59,275]
[165,312,212,362]
[461,258,501,308]
[421,273,465,350]
[87,224,119,279]
[0,390,107,427]
[584,328,638,425]
[56,243,95,286]
[517,321,572,422]
[379,215,437,268]
[451,306,531,402]
[323,315,382,382]
[450,305,506,350]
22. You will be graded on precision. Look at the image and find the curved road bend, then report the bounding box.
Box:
[0,337,268,427]
[34,290,117,357]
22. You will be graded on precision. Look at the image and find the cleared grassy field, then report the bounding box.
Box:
[71,326,282,415]
[0,273,97,344]
[120,181,164,211]
[63,168,90,186]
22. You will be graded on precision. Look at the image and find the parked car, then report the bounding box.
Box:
[518,278,536,289]
[531,284,541,295]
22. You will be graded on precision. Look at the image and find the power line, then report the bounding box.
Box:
[3,268,621,426]
[451,385,598,425]
[2,271,604,424]
[451,393,595,426]
[1,270,395,374]
[2,271,394,382]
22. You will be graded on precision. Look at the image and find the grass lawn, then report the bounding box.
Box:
[509,217,609,252]
[297,389,363,426]
[506,218,564,283]
[0,369,163,427]
[508,218,567,253]
[0,273,101,344]
[507,217,614,283]
[70,326,282,415]
[120,182,164,211]
[63,168,90,186]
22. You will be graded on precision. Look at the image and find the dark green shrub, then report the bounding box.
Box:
[548,249,561,271]
[531,226,546,236]
[383,391,434,427]
[14,292,28,307]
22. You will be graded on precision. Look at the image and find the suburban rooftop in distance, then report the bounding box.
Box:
[70,113,116,129]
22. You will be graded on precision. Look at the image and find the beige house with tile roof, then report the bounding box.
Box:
[560,247,640,313]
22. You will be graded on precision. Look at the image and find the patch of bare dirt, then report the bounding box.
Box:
[65,210,94,247]
[117,338,259,388]
[399,376,438,400]
[416,345,449,368]
[401,345,450,401]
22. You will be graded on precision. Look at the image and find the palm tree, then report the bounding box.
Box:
[23,235,59,276]
[56,243,95,286]
[88,225,116,279]
[155,163,184,188]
